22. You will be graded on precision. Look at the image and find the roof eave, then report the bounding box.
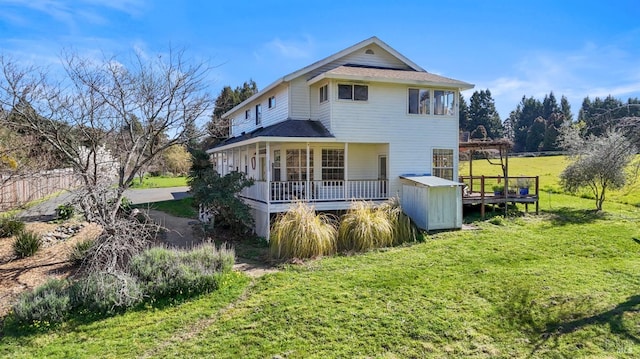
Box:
[207,136,338,153]
[308,73,474,90]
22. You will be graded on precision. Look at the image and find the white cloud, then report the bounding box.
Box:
[473,40,640,119]
[264,36,315,60]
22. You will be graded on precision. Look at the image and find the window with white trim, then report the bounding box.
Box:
[273,150,281,181]
[286,149,314,181]
[338,84,368,101]
[434,90,455,115]
[408,88,430,114]
[255,104,262,125]
[268,96,276,109]
[433,149,454,180]
[322,149,344,180]
[319,84,328,103]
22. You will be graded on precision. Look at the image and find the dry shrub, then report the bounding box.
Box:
[338,201,393,252]
[79,217,159,274]
[379,198,418,244]
[270,202,337,260]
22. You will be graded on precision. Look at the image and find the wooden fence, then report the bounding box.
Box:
[0,168,79,211]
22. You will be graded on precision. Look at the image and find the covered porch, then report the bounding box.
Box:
[209,133,389,210]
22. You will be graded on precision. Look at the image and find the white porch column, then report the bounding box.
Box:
[255,142,260,180]
[266,142,271,242]
[344,142,349,199]
[306,142,310,200]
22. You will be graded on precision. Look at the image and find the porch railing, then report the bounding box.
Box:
[239,180,388,203]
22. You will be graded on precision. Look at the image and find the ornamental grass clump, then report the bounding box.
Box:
[0,217,25,238]
[338,201,393,252]
[379,198,418,244]
[270,202,337,260]
[13,231,42,258]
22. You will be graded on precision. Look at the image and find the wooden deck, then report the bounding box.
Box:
[459,175,540,218]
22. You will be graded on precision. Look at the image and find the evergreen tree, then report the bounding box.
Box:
[542,92,560,120]
[468,89,503,140]
[458,93,471,133]
[542,113,565,151]
[513,96,543,152]
[560,95,573,123]
[525,116,546,151]
[206,79,259,145]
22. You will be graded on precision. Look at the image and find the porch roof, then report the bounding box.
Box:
[208,119,334,152]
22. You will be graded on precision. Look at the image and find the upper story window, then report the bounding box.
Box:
[434,90,455,116]
[268,96,276,109]
[409,89,456,116]
[338,84,368,101]
[319,84,328,103]
[255,104,262,125]
[408,88,430,114]
[245,109,250,120]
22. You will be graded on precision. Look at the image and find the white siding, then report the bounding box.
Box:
[306,43,412,80]
[289,77,310,119]
[330,82,459,200]
[231,85,289,136]
[347,143,387,180]
[309,81,331,130]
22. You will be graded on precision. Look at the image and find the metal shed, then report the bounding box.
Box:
[400,175,464,231]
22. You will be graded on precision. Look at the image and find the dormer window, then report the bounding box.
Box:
[338,84,368,101]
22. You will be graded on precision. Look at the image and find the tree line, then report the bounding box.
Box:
[459,90,640,152]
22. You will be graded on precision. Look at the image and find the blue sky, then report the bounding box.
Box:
[1,0,639,120]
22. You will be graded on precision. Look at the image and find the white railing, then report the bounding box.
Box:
[238,180,388,203]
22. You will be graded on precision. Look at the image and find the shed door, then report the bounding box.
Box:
[428,187,455,230]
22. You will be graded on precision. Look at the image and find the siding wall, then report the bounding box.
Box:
[231,85,289,136]
[329,82,459,200]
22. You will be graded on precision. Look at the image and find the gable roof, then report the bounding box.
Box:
[308,65,474,89]
[223,37,427,118]
[209,119,333,152]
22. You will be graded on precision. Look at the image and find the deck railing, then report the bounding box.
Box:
[458,175,539,198]
[239,180,388,203]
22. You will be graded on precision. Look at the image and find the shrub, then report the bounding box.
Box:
[0,217,25,238]
[270,202,337,260]
[129,244,235,299]
[55,203,75,220]
[69,239,95,266]
[338,202,393,252]
[12,279,72,325]
[71,271,143,314]
[379,198,418,245]
[489,215,506,226]
[13,231,42,258]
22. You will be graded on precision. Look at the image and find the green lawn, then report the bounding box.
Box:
[129,175,188,189]
[461,154,640,207]
[134,197,197,218]
[2,192,639,358]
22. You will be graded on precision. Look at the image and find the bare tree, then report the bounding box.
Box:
[0,49,212,226]
[559,126,638,211]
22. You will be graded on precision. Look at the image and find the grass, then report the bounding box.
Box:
[2,192,639,357]
[133,197,197,218]
[129,175,188,189]
[460,154,640,207]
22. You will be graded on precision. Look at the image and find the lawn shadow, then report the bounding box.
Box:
[543,206,605,226]
[499,286,640,355]
[532,294,640,353]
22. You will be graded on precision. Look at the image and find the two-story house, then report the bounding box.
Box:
[207,37,474,237]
